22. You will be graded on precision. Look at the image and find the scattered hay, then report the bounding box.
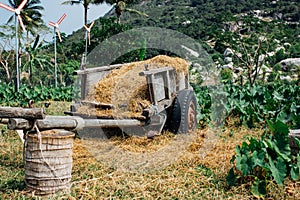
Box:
[187,128,206,152]
[285,181,300,199]
[79,55,189,118]
[2,125,299,199]
[73,138,97,165]
[197,127,263,173]
[76,105,113,117]
[110,131,176,153]
[69,126,273,199]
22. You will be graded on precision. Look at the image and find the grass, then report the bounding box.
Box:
[33,101,72,115]
[0,102,300,199]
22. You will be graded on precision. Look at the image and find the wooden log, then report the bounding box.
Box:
[74,63,124,75]
[139,66,174,76]
[7,116,144,130]
[64,111,147,121]
[84,119,142,128]
[8,118,32,130]
[64,111,115,119]
[0,118,9,124]
[290,129,300,134]
[0,107,45,119]
[80,101,114,109]
[81,74,87,100]
[7,116,78,131]
[36,116,78,130]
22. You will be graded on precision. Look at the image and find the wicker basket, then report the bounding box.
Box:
[25,129,75,196]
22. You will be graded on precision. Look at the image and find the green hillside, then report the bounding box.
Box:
[1,0,299,87]
[64,0,300,64]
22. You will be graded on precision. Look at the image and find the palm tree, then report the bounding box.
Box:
[105,0,148,24]
[7,0,44,36]
[23,35,53,86]
[5,0,44,89]
[62,0,105,25]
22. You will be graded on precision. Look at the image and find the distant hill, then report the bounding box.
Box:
[106,0,299,37]
[62,0,300,65]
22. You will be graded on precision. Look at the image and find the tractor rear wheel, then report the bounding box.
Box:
[168,89,197,134]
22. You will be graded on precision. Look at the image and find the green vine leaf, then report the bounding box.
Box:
[269,120,289,135]
[236,154,251,176]
[272,141,291,162]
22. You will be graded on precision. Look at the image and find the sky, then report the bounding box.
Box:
[0,0,112,35]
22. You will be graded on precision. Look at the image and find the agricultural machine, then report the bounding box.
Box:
[0,60,197,138]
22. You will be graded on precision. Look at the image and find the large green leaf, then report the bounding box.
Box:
[236,152,254,176]
[267,120,288,135]
[272,140,291,162]
[252,150,268,169]
[291,154,300,181]
[251,179,267,198]
[268,156,287,186]
[226,168,237,186]
[291,165,299,181]
[264,120,291,161]
[269,120,289,135]
[248,138,260,151]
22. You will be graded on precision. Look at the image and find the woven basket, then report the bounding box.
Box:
[25,129,75,196]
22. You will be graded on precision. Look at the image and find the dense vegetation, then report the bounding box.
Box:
[0,82,78,107]
[193,81,300,129]
[227,120,300,197]
[1,0,299,87]
[0,0,299,198]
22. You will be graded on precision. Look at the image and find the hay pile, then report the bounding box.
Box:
[78,55,189,118]
[110,131,177,153]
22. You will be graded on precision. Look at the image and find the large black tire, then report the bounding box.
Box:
[168,89,197,134]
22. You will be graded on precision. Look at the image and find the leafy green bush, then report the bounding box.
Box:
[227,120,300,198]
[0,83,79,107]
[193,82,300,128]
[191,84,211,127]
[220,68,233,83]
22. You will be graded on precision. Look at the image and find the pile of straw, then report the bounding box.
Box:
[78,55,189,118]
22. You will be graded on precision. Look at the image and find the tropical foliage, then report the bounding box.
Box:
[193,81,300,129]
[6,0,44,36]
[227,120,300,198]
[62,0,106,25]
[0,0,300,198]
[0,82,78,107]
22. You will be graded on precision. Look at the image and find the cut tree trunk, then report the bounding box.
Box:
[0,107,45,119]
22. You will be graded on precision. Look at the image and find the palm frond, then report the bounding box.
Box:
[6,15,14,25]
[61,0,82,5]
[27,5,44,11]
[8,0,16,8]
[91,0,106,5]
